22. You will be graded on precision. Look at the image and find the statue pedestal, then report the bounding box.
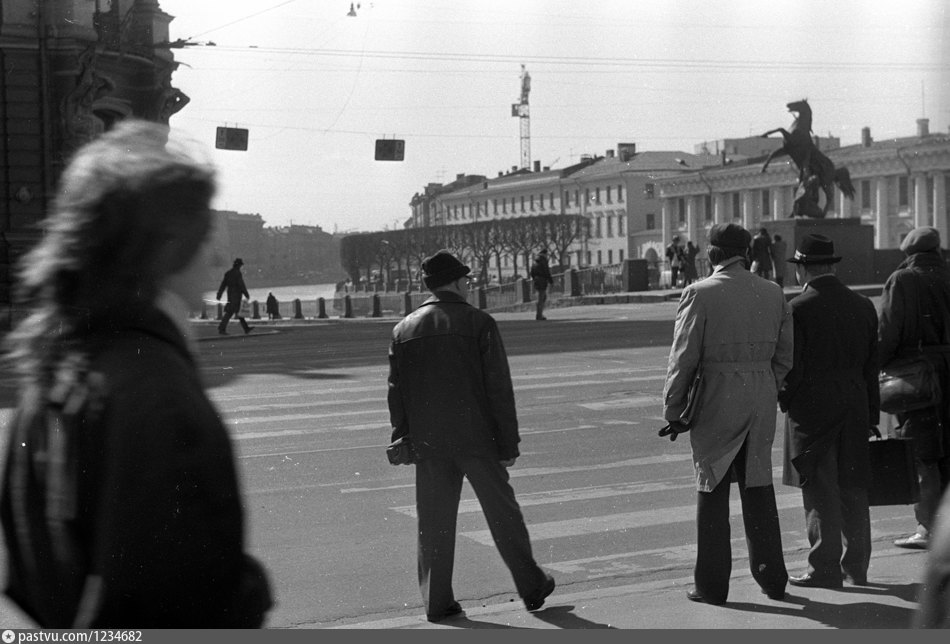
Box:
[766,218,875,286]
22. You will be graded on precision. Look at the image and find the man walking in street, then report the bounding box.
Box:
[529,248,554,320]
[878,226,950,550]
[779,234,880,589]
[217,258,253,335]
[662,223,792,605]
[386,249,555,622]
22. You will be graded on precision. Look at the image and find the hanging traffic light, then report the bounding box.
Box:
[375,139,405,161]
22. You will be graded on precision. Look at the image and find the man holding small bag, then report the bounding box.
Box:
[878,226,950,550]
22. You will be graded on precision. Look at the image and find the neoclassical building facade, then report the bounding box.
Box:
[652,120,950,258]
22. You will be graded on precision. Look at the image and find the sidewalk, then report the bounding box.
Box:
[333,545,927,629]
[193,283,886,340]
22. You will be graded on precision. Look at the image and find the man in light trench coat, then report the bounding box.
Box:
[662,222,794,605]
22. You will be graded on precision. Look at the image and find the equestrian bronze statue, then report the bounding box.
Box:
[761,99,855,218]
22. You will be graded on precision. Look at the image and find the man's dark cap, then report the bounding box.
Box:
[233,258,244,267]
[900,226,941,255]
[708,223,751,249]
[787,233,842,264]
[422,250,471,289]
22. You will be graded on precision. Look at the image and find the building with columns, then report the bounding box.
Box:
[652,119,950,259]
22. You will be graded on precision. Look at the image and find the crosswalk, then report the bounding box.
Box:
[207,354,915,595]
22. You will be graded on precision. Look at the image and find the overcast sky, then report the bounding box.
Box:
[157,0,949,234]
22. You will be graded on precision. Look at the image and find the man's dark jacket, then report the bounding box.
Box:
[878,250,950,373]
[387,291,520,461]
[217,266,249,306]
[779,275,880,487]
[529,255,553,290]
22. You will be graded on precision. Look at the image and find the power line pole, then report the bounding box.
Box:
[511,64,531,170]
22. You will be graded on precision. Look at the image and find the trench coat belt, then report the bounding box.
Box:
[701,360,772,374]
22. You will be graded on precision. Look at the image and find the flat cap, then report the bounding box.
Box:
[900,226,941,255]
[707,223,751,249]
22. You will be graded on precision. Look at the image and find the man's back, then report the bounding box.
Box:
[388,292,519,461]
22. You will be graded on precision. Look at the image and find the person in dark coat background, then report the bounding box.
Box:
[0,120,271,628]
[529,248,554,320]
[387,250,555,622]
[750,227,774,280]
[779,234,880,589]
[216,258,253,335]
[265,292,281,320]
[878,226,950,550]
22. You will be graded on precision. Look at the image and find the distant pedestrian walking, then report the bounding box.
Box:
[265,292,282,320]
[661,223,792,605]
[780,234,880,589]
[666,236,685,288]
[217,258,253,335]
[387,250,555,622]
[751,227,774,280]
[878,226,950,551]
[771,234,788,287]
[529,249,554,320]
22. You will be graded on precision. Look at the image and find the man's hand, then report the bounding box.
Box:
[500,458,517,468]
[658,420,688,442]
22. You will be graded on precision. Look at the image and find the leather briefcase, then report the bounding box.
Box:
[867,437,920,506]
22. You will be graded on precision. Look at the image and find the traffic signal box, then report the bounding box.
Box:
[216,126,249,151]
[375,139,405,161]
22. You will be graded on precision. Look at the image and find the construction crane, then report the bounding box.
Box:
[511,64,531,170]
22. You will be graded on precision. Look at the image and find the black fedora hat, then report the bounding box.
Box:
[787,234,842,265]
[422,250,471,289]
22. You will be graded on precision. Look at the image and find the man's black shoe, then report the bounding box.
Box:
[218,329,228,335]
[842,572,868,586]
[244,326,255,334]
[524,574,555,611]
[761,587,788,600]
[788,573,842,589]
[686,587,725,605]
[426,602,464,623]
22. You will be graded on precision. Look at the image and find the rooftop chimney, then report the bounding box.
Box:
[861,127,872,147]
[917,118,930,137]
[606,149,615,158]
[456,173,464,180]
[617,143,637,162]
[533,160,541,172]
[512,165,518,172]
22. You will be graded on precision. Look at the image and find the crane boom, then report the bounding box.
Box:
[511,64,531,170]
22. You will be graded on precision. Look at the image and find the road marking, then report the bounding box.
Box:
[578,396,659,410]
[460,491,804,546]
[390,478,695,518]
[341,453,694,493]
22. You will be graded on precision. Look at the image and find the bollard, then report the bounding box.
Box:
[216,302,224,320]
[403,292,412,316]
[518,278,532,303]
[371,293,382,318]
[318,297,328,319]
[567,268,582,297]
[344,294,353,318]
[252,300,261,320]
[293,298,303,319]
[200,303,208,320]
[478,286,487,310]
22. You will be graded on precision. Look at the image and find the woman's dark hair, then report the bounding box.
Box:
[5,120,217,383]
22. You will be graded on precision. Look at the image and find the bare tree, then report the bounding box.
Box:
[542,213,585,268]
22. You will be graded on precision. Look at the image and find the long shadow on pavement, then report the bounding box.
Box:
[723,583,920,629]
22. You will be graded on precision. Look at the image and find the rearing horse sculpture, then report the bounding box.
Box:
[761,99,855,217]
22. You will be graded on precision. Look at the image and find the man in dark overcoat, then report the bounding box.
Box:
[878,226,950,550]
[387,250,555,622]
[216,258,253,335]
[779,234,880,588]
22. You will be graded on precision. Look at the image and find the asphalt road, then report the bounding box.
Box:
[0,299,916,629]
